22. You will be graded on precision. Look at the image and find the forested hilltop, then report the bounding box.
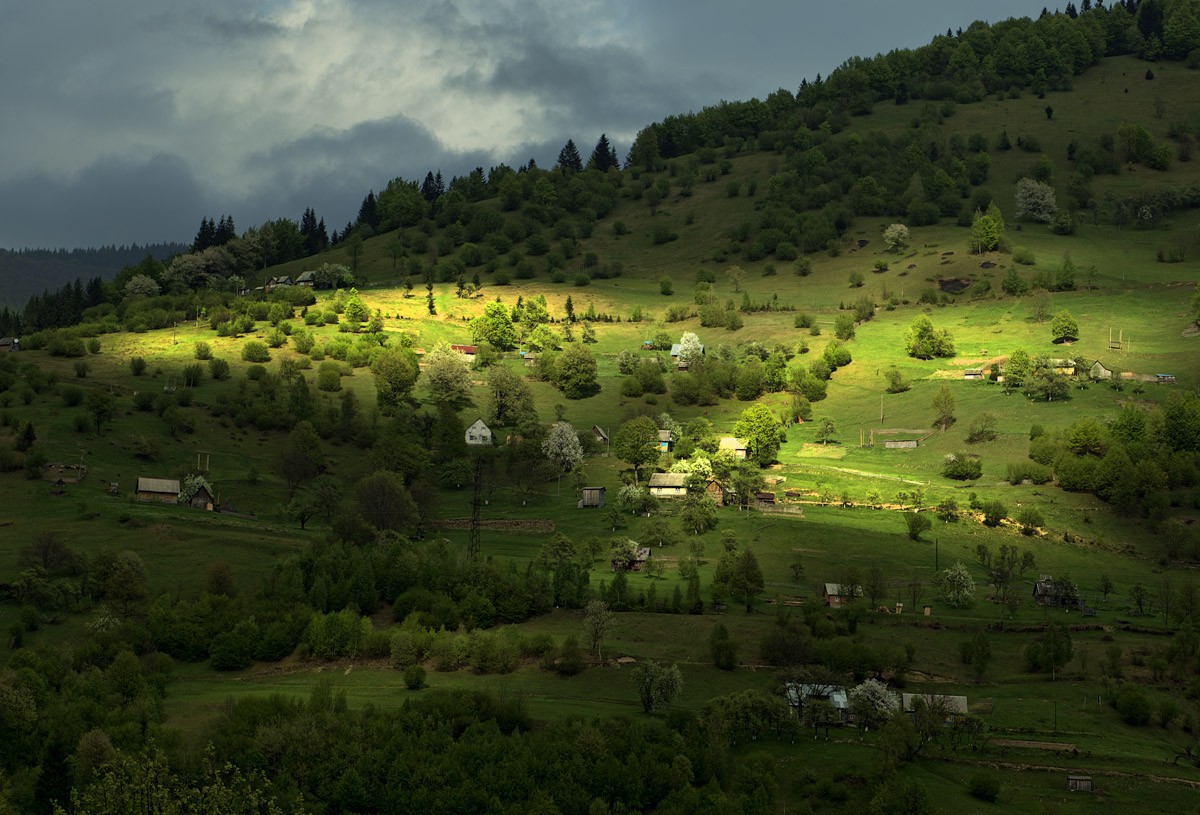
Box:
[2,3,1200,815]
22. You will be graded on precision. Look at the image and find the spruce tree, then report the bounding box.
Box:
[557,139,583,172]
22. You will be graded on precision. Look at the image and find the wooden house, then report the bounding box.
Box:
[522,353,539,367]
[647,472,687,498]
[718,437,748,459]
[465,419,492,446]
[1089,360,1113,380]
[658,429,673,453]
[578,487,606,509]
[785,683,849,721]
[295,271,316,288]
[264,274,293,293]
[822,583,861,608]
[0,337,18,352]
[136,477,180,504]
[755,491,777,506]
[1033,575,1080,609]
[450,344,477,357]
[592,425,610,446]
[1156,373,1176,384]
[189,485,215,510]
[963,368,984,380]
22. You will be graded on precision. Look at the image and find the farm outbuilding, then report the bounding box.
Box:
[1067,776,1094,793]
[593,425,609,446]
[190,485,215,510]
[884,439,920,449]
[658,429,673,453]
[295,271,315,288]
[0,337,18,352]
[1089,360,1113,380]
[705,479,727,505]
[1048,358,1076,376]
[647,472,687,498]
[902,693,969,718]
[963,368,984,380]
[578,487,606,508]
[137,477,180,503]
[822,583,861,608]
[785,683,849,720]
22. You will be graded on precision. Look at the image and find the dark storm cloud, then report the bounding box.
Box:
[0,0,1053,249]
[0,154,208,248]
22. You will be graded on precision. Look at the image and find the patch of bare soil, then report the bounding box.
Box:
[993,738,1077,752]
[435,518,556,533]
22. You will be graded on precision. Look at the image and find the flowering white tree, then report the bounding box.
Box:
[542,421,583,473]
[1015,178,1058,223]
[882,223,910,252]
[848,678,900,737]
[678,332,704,370]
[939,561,976,608]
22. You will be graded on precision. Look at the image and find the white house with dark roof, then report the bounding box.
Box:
[465,419,492,446]
[647,472,687,498]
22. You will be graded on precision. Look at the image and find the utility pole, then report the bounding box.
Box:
[467,456,483,558]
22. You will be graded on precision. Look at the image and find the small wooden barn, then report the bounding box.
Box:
[822,583,861,608]
[295,271,316,288]
[658,429,673,453]
[884,438,920,449]
[1089,360,1113,380]
[1067,776,1094,793]
[592,425,610,446]
[578,487,606,509]
[705,479,727,505]
[963,368,984,380]
[190,485,215,510]
[1048,358,1076,376]
[137,477,180,503]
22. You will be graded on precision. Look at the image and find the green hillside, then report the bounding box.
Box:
[3,18,1200,815]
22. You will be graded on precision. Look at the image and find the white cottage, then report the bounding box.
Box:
[465,419,493,446]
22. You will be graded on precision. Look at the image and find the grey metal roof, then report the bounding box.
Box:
[137,477,180,494]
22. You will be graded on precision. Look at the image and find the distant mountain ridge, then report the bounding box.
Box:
[0,243,187,309]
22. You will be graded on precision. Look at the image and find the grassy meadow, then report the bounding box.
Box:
[2,51,1200,812]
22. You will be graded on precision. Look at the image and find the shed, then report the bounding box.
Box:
[1089,360,1113,380]
[295,271,316,288]
[755,491,777,506]
[578,487,606,509]
[190,485,215,510]
[647,472,687,498]
[658,429,673,452]
[718,437,748,459]
[592,425,610,445]
[0,337,18,352]
[522,353,539,367]
[1067,776,1094,793]
[1156,373,1176,383]
[705,479,727,505]
[884,439,920,449]
[963,368,984,380]
[136,477,180,503]
[669,342,705,369]
[450,344,477,356]
[465,418,492,446]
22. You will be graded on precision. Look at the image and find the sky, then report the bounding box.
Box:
[0,0,1049,249]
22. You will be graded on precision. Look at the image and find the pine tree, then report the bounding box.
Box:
[421,172,438,203]
[557,139,583,172]
[589,134,619,172]
[357,191,379,230]
[192,217,216,253]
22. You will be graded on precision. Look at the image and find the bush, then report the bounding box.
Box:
[208,358,230,380]
[943,453,982,480]
[86,338,101,354]
[242,341,270,363]
[130,357,147,376]
[1113,684,1152,725]
[246,365,267,381]
[1012,246,1036,265]
[981,500,1007,527]
[403,664,427,690]
[194,341,212,360]
[61,386,84,407]
[1006,460,1052,485]
[968,773,1000,803]
[73,360,89,378]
